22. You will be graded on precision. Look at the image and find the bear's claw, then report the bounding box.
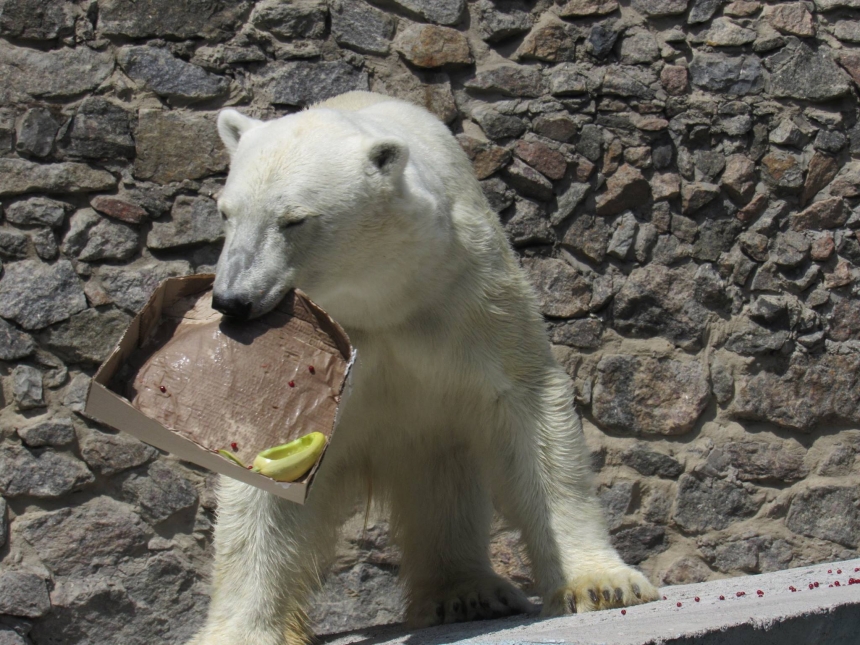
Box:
[409,575,535,627]
[542,566,659,615]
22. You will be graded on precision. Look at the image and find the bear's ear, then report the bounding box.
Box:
[218,109,262,156]
[366,138,409,178]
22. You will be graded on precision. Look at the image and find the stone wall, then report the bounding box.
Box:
[1,0,860,643]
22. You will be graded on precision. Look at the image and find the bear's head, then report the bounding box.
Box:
[213,107,438,329]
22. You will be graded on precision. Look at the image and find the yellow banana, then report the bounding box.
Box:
[252,432,327,482]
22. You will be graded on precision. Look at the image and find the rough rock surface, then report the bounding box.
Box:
[0,0,859,640]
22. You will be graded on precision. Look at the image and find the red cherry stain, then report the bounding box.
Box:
[736,592,745,597]
[662,596,667,600]
[231,442,238,451]
[308,365,315,374]
[756,590,764,596]
[289,380,295,388]
[828,570,833,574]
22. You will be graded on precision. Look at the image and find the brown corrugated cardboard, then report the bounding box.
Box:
[85,275,353,504]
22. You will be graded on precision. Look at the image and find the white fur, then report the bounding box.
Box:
[191,92,658,645]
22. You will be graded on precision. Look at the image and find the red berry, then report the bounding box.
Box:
[289,380,295,388]
[694,597,700,602]
[834,581,840,587]
[308,365,315,374]
[789,586,796,592]
[677,602,682,607]
[159,385,167,393]
[663,596,667,600]
[814,582,819,588]
[736,591,745,597]
[837,569,842,574]
[855,568,859,572]
[809,583,814,589]
[231,442,238,451]
[719,595,725,600]
[828,570,833,574]
[756,590,763,596]
[621,610,626,615]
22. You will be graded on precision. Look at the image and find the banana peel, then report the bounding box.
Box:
[252,432,327,482]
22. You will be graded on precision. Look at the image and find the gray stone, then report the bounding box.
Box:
[147,196,224,249]
[595,164,651,217]
[661,556,711,585]
[386,0,464,25]
[121,461,199,524]
[62,208,138,262]
[5,196,67,228]
[816,444,856,476]
[769,118,807,148]
[554,182,590,224]
[548,63,591,96]
[250,0,326,38]
[612,524,668,565]
[0,158,115,196]
[31,231,56,261]
[98,260,191,314]
[0,572,50,618]
[0,498,5,549]
[98,0,244,39]
[786,486,860,548]
[0,444,93,498]
[0,43,114,103]
[562,214,610,261]
[503,199,553,245]
[769,43,852,102]
[632,0,689,15]
[620,32,659,64]
[771,230,810,267]
[61,97,135,160]
[331,0,394,55]
[16,107,58,158]
[0,229,28,259]
[12,364,43,410]
[598,481,634,530]
[133,110,228,184]
[465,65,543,97]
[17,416,76,447]
[731,353,860,431]
[534,113,578,142]
[592,355,710,435]
[577,124,603,161]
[587,23,620,59]
[694,217,740,262]
[480,177,515,212]
[705,17,756,46]
[551,318,603,349]
[80,429,158,477]
[16,497,151,576]
[689,53,764,95]
[688,0,723,23]
[503,158,554,201]
[472,105,526,140]
[761,150,804,191]
[0,0,77,40]
[41,307,131,364]
[612,264,712,349]
[476,0,532,43]
[601,65,657,99]
[725,319,789,356]
[0,259,86,329]
[0,318,35,360]
[814,130,847,154]
[707,440,808,482]
[674,474,762,532]
[118,46,229,102]
[608,212,637,259]
[621,444,683,477]
[260,61,369,107]
[521,257,591,318]
[63,373,91,413]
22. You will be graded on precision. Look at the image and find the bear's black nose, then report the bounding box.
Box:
[212,293,252,320]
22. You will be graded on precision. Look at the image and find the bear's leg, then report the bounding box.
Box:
[488,373,660,615]
[188,470,359,645]
[389,447,534,627]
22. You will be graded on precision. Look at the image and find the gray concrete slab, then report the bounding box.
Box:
[321,558,860,645]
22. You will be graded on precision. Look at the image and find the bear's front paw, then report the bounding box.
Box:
[542,565,659,615]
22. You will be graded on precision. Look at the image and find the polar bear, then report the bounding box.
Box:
[190,92,658,645]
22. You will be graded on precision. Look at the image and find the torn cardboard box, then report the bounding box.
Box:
[85,275,354,504]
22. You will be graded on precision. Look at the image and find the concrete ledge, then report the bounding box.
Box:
[322,558,860,645]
